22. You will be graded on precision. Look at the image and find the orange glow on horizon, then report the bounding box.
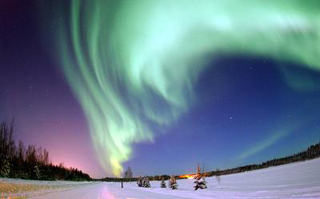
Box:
[179,174,196,179]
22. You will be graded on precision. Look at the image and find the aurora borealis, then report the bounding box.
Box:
[52,0,320,176]
[1,0,320,178]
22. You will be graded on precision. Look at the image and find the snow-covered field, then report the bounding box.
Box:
[1,158,320,199]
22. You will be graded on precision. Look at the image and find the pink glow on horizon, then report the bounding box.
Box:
[6,94,106,178]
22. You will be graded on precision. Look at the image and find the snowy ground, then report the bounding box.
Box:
[1,158,320,199]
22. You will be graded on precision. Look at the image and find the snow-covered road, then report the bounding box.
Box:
[2,158,320,198]
[29,182,186,199]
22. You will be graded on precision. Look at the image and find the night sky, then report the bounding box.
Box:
[1,1,320,178]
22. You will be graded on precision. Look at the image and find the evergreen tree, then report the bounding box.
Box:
[194,164,207,190]
[194,175,207,190]
[168,175,178,189]
[34,165,41,179]
[0,157,11,177]
[0,121,15,177]
[142,176,151,188]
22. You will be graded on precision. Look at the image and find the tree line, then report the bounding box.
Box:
[0,120,91,181]
[205,141,320,177]
[103,141,320,181]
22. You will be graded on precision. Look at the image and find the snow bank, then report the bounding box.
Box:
[1,158,320,198]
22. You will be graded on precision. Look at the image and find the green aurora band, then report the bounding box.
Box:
[54,0,320,176]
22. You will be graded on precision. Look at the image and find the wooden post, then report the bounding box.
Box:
[121,180,123,188]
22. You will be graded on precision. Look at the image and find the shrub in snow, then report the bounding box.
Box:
[160,178,166,188]
[137,176,143,187]
[137,176,151,188]
[168,175,178,190]
[142,176,151,188]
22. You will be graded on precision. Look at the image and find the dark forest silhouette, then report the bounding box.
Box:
[0,120,91,181]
